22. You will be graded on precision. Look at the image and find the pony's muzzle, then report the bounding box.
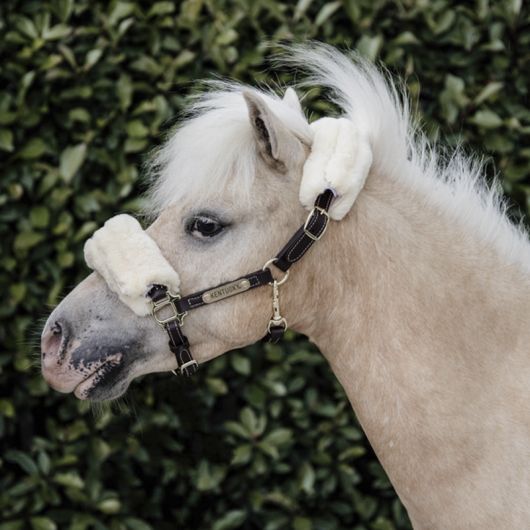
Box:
[41,315,124,398]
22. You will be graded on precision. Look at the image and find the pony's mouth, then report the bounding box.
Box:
[73,353,124,400]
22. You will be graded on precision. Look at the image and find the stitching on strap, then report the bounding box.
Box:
[187,294,204,308]
[286,214,320,263]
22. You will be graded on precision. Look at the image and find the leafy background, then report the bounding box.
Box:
[1,0,529,529]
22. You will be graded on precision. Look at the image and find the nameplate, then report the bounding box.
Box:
[202,279,251,304]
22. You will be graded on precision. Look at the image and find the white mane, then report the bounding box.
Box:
[145,83,311,211]
[146,43,530,270]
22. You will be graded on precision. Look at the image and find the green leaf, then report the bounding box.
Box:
[0,522,24,530]
[357,34,383,61]
[230,353,250,375]
[14,231,45,252]
[30,517,57,530]
[30,206,50,228]
[43,24,71,40]
[294,0,315,22]
[299,462,315,494]
[123,518,153,530]
[0,128,14,152]
[53,471,84,489]
[97,498,122,514]
[196,461,227,491]
[224,421,251,439]
[231,444,252,465]
[117,74,133,110]
[211,510,246,530]
[263,428,293,447]
[126,120,149,138]
[147,1,175,17]
[38,451,51,475]
[18,138,47,159]
[5,450,39,475]
[471,109,503,129]
[108,2,136,25]
[85,49,104,70]
[0,398,15,417]
[315,1,341,26]
[10,283,27,304]
[206,377,228,395]
[474,82,504,105]
[130,55,162,77]
[293,517,312,530]
[59,143,87,182]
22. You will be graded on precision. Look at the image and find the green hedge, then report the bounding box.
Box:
[1,1,529,529]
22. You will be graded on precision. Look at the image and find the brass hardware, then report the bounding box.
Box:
[179,359,199,373]
[262,258,289,286]
[267,279,287,332]
[152,293,187,326]
[303,206,329,241]
[202,279,251,304]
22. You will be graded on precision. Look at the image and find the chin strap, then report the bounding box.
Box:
[147,190,335,376]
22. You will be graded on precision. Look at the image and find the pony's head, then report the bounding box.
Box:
[41,42,402,401]
[40,86,314,401]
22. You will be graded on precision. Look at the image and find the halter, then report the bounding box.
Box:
[84,117,371,377]
[146,189,335,376]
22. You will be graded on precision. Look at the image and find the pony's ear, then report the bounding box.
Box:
[243,90,300,172]
[283,87,303,114]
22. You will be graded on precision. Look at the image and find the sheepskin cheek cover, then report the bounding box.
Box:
[84,214,180,316]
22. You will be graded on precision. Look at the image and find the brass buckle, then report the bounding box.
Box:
[303,206,329,241]
[179,359,199,374]
[151,292,187,327]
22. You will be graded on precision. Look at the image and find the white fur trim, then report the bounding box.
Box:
[84,214,180,316]
[300,117,373,220]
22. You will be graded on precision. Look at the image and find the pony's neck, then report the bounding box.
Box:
[289,169,530,529]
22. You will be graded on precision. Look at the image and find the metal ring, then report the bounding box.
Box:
[262,258,289,285]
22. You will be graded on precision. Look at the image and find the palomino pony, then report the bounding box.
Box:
[41,44,530,528]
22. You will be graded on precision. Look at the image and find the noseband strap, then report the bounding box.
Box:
[149,189,335,376]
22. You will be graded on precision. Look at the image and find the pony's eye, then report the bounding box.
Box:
[187,215,225,239]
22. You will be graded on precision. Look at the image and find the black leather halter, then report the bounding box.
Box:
[147,189,335,376]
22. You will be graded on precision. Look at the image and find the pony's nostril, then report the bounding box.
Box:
[52,321,62,336]
[41,319,69,364]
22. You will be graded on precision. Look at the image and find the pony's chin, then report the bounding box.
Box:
[73,369,130,402]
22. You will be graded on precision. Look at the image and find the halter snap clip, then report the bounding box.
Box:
[267,279,287,334]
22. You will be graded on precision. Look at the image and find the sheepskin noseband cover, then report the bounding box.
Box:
[300,117,373,221]
[84,215,180,316]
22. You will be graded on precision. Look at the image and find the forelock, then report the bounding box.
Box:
[144,83,311,215]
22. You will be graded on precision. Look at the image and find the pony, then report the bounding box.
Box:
[40,43,530,528]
